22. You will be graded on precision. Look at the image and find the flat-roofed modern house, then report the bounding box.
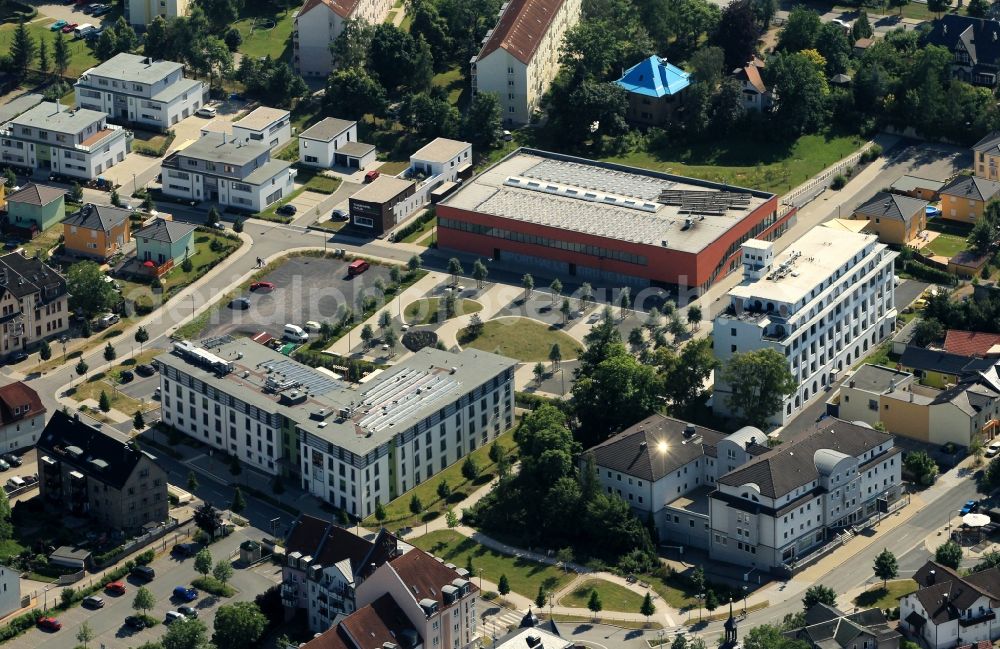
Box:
[160,132,295,211]
[0,102,130,180]
[713,227,896,425]
[615,56,691,126]
[293,0,392,78]
[0,252,69,358]
[37,410,169,535]
[709,418,902,572]
[409,138,472,183]
[471,0,583,124]
[0,381,45,451]
[297,118,376,170]
[849,191,928,245]
[155,339,516,518]
[226,107,291,151]
[75,53,207,130]
[62,203,132,260]
[349,176,417,235]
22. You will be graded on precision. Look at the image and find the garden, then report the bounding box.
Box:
[458,317,583,362]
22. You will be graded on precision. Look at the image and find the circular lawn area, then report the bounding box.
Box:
[458,317,583,362]
[404,297,483,325]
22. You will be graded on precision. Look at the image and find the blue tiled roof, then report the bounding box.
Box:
[615,56,691,98]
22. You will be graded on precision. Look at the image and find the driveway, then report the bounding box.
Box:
[26,1,114,27]
[167,98,247,155]
[198,255,395,341]
[291,180,362,226]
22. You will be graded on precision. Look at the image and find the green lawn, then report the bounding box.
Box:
[378,160,410,175]
[68,350,162,415]
[0,539,26,562]
[363,430,516,529]
[432,66,468,109]
[459,317,583,362]
[922,233,968,258]
[605,131,865,194]
[234,0,296,61]
[559,579,645,613]
[410,530,572,598]
[19,224,64,259]
[0,20,99,77]
[400,215,436,243]
[404,297,482,325]
[853,579,917,608]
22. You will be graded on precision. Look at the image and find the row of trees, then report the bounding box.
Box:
[7,20,72,79]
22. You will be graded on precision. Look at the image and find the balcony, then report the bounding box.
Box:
[958,610,996,627]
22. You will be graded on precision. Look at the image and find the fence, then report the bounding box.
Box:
[92,518,182,569]
[780,140,877,211]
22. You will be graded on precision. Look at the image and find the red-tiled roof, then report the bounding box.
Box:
[477,0,568,65]
[389,547,477,606]
[298,0,359,20]
[944,329,1000,358]
[300,594,419,649]
[0,382,44,425]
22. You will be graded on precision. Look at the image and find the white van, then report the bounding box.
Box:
[74,24,96,39]
[283,324,308,343]
[5,476,24,490]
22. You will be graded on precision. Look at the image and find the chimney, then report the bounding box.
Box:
[222,132,227,145]
[929,569,936,584]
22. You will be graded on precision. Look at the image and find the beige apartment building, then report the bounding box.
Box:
[292,0,392,78]
[471,0,582,125]
[973,131,1000,180]
[0,252,68,359]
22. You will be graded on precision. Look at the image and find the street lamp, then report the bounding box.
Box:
[270,516,280,543]
[742,585,748,615]
[657,630,665,648]
[478,567,483,590]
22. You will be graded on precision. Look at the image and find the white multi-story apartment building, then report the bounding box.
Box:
[155,339,516,519]
[0,102,129,180]
[75,54,207,130]
[713,227,897,426]
[471,0,582,125]
[357,548,478,649]
[709,418,901,572]
[159,133,295,211]
[124,0,189,27]
[585,415,770,549]
[901,560,1000,649]
[292,0,392,78]
[0,566,20,619]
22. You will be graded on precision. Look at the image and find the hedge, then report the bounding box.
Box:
[392,210,435,242]
[0,610,43,643]
[900,260,958,286]
[515,391,571,412]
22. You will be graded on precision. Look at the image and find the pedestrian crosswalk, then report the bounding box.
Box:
[477,606,525,642]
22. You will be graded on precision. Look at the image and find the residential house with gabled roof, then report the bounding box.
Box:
[973,131,1000,181]
[784,603,901,649]
[37,410,168,535]
[900,560,1000,649]
[280,513,409,633]
[134,217,196,268]
[0,381,45,451]
[471,0,582,125]
[0,252,68,359]
[849,191,928,245]
[732,57,772,112]
[4,183,65,237]
[898,345,995,389]
[940,174,1000,224]
[298,594,422,649]
[357,547,479,649]
[945,330,1000,358]
[709,418,902,572]
[924,15,1000,88]
[62,203,132,260]
[584,414,768,549]
[292,0,392,78]
[615,56,691,126]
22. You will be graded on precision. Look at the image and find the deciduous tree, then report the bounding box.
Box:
[722,348,797,427]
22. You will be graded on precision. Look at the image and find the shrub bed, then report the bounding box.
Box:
[192,576,235,597]
[402,330,438,352]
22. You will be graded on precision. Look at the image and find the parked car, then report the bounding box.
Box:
[987,442,1000,458]
[304,321,321,332]
[249,281,275,292]
[119,370,134,383]
[63,22,79,33]
[7,350,26,363]
[0,460,9,472]
[165,611,185,624]
[347,259,369,277]
[37,617,61,631]
[82,596,105,609]
[331,209,349,221]
[172,586,198,602]
[177,605,198,618]
[364,170,380,183]
[105,581,126,595]
[81,3,98,12]
[22,474,37,485]
[131,565,155,581]
[171,542,200,558]
[229,297,250,310]
[2,454,21,468]
[135,364,156,377]
[276,204,297,216]
[124,615,146,629]
[961,500,979,515]
[96,312,120,329]
[195,106,216,118]
[50,19,67,30]
[92,5,111,15]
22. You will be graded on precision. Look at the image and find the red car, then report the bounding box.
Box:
[250,281,275,292]
[105,581,126,595]
[364,170,380,183]
[37,617,61,631]
[61,23,77,33]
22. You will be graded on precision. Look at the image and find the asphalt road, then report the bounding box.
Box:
[7,528,280,649]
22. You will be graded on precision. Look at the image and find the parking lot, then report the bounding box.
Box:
[198,256,395,341]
